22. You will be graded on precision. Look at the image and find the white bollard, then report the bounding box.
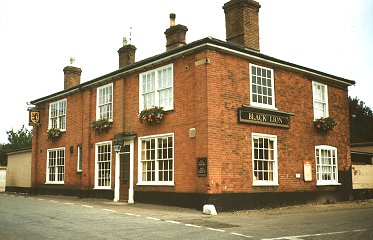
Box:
[203,204,217,215]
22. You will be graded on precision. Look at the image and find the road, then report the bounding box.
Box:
[0,192,372,239]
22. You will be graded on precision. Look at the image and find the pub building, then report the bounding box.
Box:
[29,0,355,211]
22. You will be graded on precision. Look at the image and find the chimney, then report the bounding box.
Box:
[118,38,137,68]
[223,0,261,51]
[63,57,82,89]
[164,13,188,51]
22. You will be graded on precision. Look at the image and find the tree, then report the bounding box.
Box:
[349,97,373,143]
[0,125,32,166]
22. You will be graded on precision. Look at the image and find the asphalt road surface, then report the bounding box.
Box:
[0,192,372,240]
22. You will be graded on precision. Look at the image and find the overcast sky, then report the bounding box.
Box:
[0,0,372,143]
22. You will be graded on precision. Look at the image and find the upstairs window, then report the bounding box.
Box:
[49,99,67,130]
[97,83,113,120]
[315,145,339,185]
[139,64,173,111]
[312,81,328,119]
[250,64,276,109]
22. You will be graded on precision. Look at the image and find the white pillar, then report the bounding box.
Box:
[113,152,120,202]
[128,140,134,204]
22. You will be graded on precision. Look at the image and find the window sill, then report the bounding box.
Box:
[45,182,64,185]
[249,104,278,111]
[93,187,112,190]
[316,182,341,186]
[137,182,174,186]
[252,182,279,187]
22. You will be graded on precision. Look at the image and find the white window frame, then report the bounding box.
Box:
[96,83,113,120]
[48,99,67,130]
[46,147,65,184]
[312,81,329,120]
[315,145,340,186]
[139,64,174,111]
[249,64,276,110]
[94,141,112,189]
[77,145,82,172]
[252,133,278,186]
[137,133,174,186]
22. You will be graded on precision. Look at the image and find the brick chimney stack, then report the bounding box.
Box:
[223,0,261,51]
[118,38,137,68]
[164,13,188,51]
[63,58,82,89]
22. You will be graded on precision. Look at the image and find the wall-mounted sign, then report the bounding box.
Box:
[28,110,41,126]
[303,160,312,182]
[197,157,207,177]
[238,106,292,128]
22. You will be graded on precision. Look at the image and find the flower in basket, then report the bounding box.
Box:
[91,118,112,133]
[313,117,338,132]
[138,106,165,124]
[47,128,62,141]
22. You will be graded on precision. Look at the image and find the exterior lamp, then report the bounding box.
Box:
[113,139,122,153]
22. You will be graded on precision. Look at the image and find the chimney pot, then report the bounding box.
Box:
[170,13,176,27]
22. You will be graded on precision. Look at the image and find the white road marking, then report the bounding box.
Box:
[165,220,181,224]
[231,232,253,238]
[125,212,140,217]
[147,217,161,221]
[206,227,225,232]
[185,224,202,228]
[261,229,369,240]
[82,205,93,208]
[102,208,117,213]
[63,202,74,205]
[50,200,59,203]
[38,198,45,201]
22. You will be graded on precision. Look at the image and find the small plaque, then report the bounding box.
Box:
[197,157,207,177]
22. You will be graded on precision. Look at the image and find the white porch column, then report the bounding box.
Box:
[113,151,120,202]
[128,139,134,203]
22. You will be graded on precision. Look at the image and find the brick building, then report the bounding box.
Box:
[30,0,355,210]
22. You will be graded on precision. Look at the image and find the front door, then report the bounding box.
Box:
[119,144,130,201]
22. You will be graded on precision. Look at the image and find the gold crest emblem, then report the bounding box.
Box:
[29,110,41,126]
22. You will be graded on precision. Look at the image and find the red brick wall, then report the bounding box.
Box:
[205,49,350,194]
[31,47,351,197]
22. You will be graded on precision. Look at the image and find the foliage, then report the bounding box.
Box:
[138,106,165,124]
[0,125,32,166]
[90,118,112,133]
[314,117,338,132]
[47,128,62,141]
[349,97,373,143]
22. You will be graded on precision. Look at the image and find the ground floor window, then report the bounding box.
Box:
[95,141,112,189]
[252,133,278,186]
[46,148,65,184]
[138,133,174,185]
[315,145,339,185]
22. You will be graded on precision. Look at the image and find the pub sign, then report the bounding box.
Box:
[29,110,41,126]
[238,105,292,128]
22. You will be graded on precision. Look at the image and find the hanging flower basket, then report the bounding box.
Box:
[91,118,112,133]
[314,117,338,132]
[47,128,62,141]
[138,106,165,124]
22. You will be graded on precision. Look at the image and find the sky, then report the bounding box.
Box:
[0,0,372,144]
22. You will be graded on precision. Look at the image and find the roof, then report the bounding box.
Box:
[31,37,355,104]
[6,147,32,155]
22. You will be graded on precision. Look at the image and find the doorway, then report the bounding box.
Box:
[119,145,130,201]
